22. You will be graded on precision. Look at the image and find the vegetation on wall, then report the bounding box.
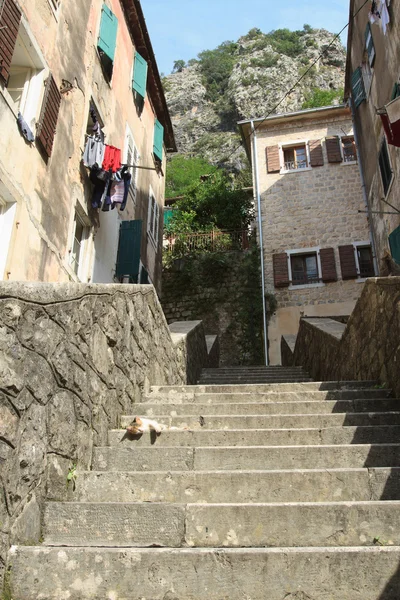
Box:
[165,154,217,199]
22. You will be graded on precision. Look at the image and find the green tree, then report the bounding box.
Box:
[165,154,217,199]
[302,87,344,109]
[172,59,186,73]
[198,40,238,102]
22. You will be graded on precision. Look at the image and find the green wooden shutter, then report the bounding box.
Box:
[351,67,366,108]
[391,82,400,100]
[153,119,164,161]
[365,22,375,67]
[115,220,142,281]
[389,225,400,264]
[132,51,148,98]
[98,4,118,62]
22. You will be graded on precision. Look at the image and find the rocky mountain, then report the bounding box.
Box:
[163,26,346,170]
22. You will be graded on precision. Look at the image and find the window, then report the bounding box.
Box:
[341,136,357,163]
[389,226,400,265]
[153,119,164,163]
[365,23,376,67]
[97,4,118,82]
[147,190,160,246]
[48,0,61,14]
[351,67,366,107]
[0,197,16,280]
[290,253,319,286]
[283,144,308,171]
[2,20,46,128]
[356,245,375,278]
[69,211,90,280]
[379,137,393,196]
[124,127,140,205]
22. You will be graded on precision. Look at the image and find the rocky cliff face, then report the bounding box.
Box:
[163,27,346,169]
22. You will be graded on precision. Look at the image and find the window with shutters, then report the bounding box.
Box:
[123,125,140,206]
[379,137,393,196]
[365,23,375,68]
[153,119,164,164]
[147,189,160,247]
[97,4,118,82]
[0,195,16,280]
[355,245,375,278]
[285,247,325,289]
[282,144,308,171]
[1,12,46,129]
[339,242,375,280]
[69,210,91,281]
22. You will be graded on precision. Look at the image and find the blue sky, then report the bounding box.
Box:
[141,0,350,75]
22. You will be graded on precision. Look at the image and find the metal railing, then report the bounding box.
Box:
[284,160,307,171]
[164,229,250,256]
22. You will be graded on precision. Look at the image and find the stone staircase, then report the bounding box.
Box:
[8,373,400,599]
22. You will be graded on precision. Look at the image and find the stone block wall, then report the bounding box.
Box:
[0,282,209,586]
[291,278,400,398]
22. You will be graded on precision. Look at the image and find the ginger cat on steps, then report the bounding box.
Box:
[126,416,164,435]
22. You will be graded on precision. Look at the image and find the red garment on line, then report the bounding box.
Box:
[102,145,122,172]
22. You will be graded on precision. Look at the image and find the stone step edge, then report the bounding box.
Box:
[121,411,400,418]
[45,500,400,508]
[78,467,400,475]
[150,381,382,390]
[95,442,400,450]
[109,424,400,433]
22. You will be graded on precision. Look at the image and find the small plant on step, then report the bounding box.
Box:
[67,463,77,491]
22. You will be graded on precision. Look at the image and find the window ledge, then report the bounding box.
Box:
[288,282,326,290]
[341,160,358,166]
[280,167,312,175]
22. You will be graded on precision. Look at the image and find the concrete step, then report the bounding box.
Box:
[43,501,400,548]
[74,467,400,504]
[92,444,400,472]
[143,389,392,404]
[9,545,400,600]
[149,381,383,397]
[120,412,400,430]
[108,425,400,447]
[137,398,400,416]
[197,378,314,384]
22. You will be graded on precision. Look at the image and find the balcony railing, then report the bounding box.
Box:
[164,229,250,257]
[284,160,307,171]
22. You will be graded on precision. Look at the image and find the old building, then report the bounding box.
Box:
[0,0,175,292]
[238,105,374,364]
[345,0,400,274]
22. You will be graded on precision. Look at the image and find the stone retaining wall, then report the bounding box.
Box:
[0,282,210,586]
[290,278,400,399]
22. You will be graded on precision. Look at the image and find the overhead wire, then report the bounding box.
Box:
[223,0,371,164]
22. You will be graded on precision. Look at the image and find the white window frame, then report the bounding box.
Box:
[147,187,160,248]
[123,124,140,206]
[0,197,17,280]
[68,207,92,282]
[279,140,312,174]
[1,18,47,129]
[352,241,375,281]
[379,136,394,199]
[286,246,325,290]
[340,134,358,165]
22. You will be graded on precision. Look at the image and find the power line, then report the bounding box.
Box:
[224,0,370,164]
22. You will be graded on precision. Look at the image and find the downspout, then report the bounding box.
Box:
[349,98,380,275]
[250,120,269,366]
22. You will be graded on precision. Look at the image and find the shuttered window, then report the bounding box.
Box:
[290,253,319,285]
[389,225,400,265]
[153,119,164,162]
[320,248,337,282]
[272,253,290,287]
[326,136,343,163]
[36,74,62,158]
[147,192,160,245]
[132,51,148,98]
[365,23,376,67]
[115,220,142,281]
[309,140,324,167]
[339,245,358,279]
[266,145,280,173]
[351,67,366,108]
[97,4,118,80]
[124,129,140,205]
[0,0,22,84]
[379,137,393,196]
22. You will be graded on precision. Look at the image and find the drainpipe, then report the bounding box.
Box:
[250,120,269,366]
[349,98,380,276]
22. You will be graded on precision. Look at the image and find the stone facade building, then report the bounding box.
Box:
[238,105,374,364]
[345,0,400,275]
[0,0,175,292]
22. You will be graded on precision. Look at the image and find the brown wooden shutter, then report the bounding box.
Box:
[0,0,22,83]
[273,253,290,287]
[339,245,358,279]
[266,145,280,173]
[36,74,62,158]
[320,247,337,282]
[309,140,324,167]
[326,136,343,163]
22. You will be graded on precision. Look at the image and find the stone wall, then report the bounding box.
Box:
[0,282,210,586]
[290,278,400,398]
